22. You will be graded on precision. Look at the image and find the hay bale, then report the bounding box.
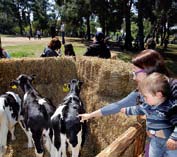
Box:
[76,57,138,156]
[76,56,103,84]
[0,56,141,157]
[0,57,77,105]
[97,59,135,97]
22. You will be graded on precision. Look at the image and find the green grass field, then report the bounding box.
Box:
[2,36,87,58]
[1,35,177,76]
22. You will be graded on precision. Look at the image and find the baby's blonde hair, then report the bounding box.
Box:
[139,72,170,98]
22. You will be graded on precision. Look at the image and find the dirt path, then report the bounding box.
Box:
[1,36,50,47]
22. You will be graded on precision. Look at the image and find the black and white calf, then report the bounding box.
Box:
[0,91,21,157]
[47,79,87,157]
[10,74,56,157]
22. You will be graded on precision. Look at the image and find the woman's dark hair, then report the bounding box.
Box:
[64,43,76,56]
[132,49,169,76]
[48,37,61,50]
[0,48,5,58]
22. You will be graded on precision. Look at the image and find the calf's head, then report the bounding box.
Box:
[10,74,36,92]
[67,79,83,95]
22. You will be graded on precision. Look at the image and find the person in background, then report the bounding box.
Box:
[36,29,41,40]
[121,72,177,157]
[84,31,111,59]
[145,38,156,49]
[0,47,10,59]
[64,43,76,56]
[26,31,31,40]
[0,37,10,59]
[40,37,61,57]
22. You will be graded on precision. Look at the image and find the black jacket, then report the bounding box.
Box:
[41,47,58,57]
[84,41,111,59]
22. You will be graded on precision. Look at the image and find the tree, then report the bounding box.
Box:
[31,0,51,34]
[56,0,92,39]
[123,0,133,50]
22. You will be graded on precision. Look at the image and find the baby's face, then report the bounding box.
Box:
[142,91,164,106]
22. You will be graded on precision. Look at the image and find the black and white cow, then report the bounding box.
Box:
[0,91,21,157]
[10,74,56,157]
[47,79,87,157]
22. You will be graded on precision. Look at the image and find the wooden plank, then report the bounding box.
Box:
[96,124,142,157]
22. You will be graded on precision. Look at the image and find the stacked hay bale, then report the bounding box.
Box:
[0,57,77,105]
[0,56,143,157]
[76,57,139,157]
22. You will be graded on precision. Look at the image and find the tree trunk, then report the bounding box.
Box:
[27,12,32,37]
[16,6,23,35]
[137,0,144,50]
[86,15,90,41]
[124,0,133,50]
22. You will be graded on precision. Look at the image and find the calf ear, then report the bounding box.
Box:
[10,80,19,89]
[30,74,36,81]
[78,81,83,88]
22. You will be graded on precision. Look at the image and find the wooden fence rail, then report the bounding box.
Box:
[96,122,146,157]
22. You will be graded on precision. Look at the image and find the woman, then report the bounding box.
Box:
[41,37,61,57]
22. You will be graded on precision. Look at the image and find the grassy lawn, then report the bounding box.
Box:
[6,44,41,57]
[1,35,177,76]
[2,36,86,57]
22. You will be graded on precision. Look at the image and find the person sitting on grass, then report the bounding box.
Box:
[64,43,76,56]
[121,72,177,157]
[84,31,111,59]
[0,47,10,59]
[41,37,61,57]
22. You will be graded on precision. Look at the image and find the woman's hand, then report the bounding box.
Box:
[166,138,177,150]
[78,113,91,122]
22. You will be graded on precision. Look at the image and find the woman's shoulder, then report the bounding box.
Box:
[169,78,177,98]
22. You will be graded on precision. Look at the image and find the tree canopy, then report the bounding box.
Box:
[0,0,177,50]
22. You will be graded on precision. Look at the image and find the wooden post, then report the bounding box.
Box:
[0,36,2,48]
[96,123,145,157]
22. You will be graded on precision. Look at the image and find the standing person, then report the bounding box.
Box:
[26,31,31,40]
[40,37,61,57]
[83,31,111,59]
[60,22,65,44]
[145,38,156,49]
[36,29,41,40]
[121,72,177,157]
[79,49,177,123]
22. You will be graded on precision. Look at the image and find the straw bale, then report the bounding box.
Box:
[0,56,142,157]
[76,57,103,84]
[0,57,77,105]
[97,59,135,98]
[76,57,139,157]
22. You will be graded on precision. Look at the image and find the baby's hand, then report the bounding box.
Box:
[166,138,177,150]
[120,108,126,113]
